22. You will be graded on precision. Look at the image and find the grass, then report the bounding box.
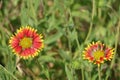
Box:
[0,0,120,80]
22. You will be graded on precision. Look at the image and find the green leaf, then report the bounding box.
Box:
[0,65,18,80]
[71,10,90,22]
[38,55,55,63]
[68,29,77,42]
[45,31,63,44]
[58,49,72,61]
[65,64,74,80]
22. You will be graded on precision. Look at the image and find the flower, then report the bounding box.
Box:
[83,41,114,67]
[9,26,44,59]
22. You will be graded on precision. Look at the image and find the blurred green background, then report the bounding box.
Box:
[0,0,120,80]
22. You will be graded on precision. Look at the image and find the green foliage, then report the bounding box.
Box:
[0,0,120,80]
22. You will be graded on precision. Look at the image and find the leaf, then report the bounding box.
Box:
[71,10,90,22]
[65,64,74,80]
[45,31,63,44]
[0,65,18,80]
[92,74,98,80]
[58,49,72,61]
[38,55,55,63]
[68,29,77,42]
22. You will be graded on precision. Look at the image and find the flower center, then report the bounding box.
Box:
[93,50,104,60]
[20,37,32,49]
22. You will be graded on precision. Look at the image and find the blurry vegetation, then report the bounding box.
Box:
[0,0,120,80]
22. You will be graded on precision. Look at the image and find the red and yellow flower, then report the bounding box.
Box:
[83,41,114,67]
[9,26,44,59]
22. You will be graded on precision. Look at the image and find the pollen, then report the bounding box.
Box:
[19,37,32,49]
[93,50,104,60]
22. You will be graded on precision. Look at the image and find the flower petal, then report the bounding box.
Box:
[9,26,44,59]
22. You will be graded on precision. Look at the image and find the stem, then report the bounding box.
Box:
[110,21,120,68]
[105,20,120,80]
[89,71,91,80]
[79,1,96,79]
[98,7,101,20]
[98,66,101,80]
[73,28,81,59]
[84,0,96,43]
[82,69,84,80]
[67,27,72,52]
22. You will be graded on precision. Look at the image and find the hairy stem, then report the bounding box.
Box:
[98,66,101,80]
[84,0,96,43]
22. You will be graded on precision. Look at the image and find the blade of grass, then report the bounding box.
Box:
[0,65,18,80]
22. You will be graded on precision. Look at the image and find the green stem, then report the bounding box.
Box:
[110,21,120,68]
[84,0,96,43]
[73,28,81,59]
[73,28,84,80]
[98,7,101,20]
[82,69,84,80]
[89,71,91,80]
[67,28,72,52]
[79,1,96,79]
[98,66,101,80]
[105,20,120,80]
